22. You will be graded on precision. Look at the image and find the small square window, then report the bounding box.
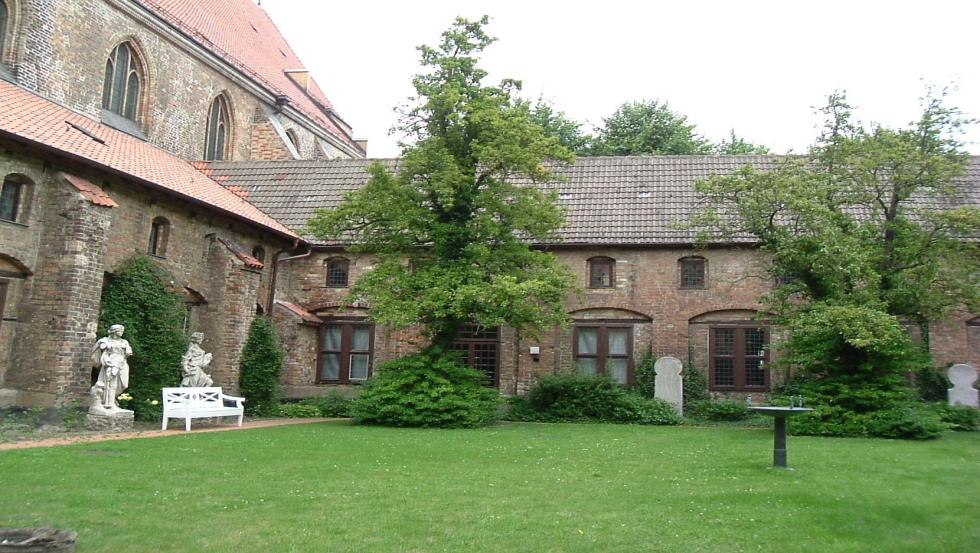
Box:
[327,258,350,287]
[680,258,705,289]
[588,257,615,289]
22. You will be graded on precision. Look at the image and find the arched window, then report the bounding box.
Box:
[0,174,31,223]
[102,42,143,121]
[587,256,615,289]
[251,245,265,264]
[148,216,170,257]
[204,95,231,161]
[679,256,706,289]
[326,257,349,288]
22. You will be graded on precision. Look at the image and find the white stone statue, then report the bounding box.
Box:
[90,324,132,414]
[947,364,978,408]
[181,332,214,387]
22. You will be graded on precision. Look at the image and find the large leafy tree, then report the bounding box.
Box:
[307,17,576,349]
[695,92,979,380]
[590,99,713,155]
[526,99,592,154]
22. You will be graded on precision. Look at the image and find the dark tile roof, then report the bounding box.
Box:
[203,156,980,246]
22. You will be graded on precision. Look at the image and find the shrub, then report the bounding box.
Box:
[98,257,186,421]
[915,365,951,402]
[688,399,750,421]
[791,405,867,438]
[937,404,979,431]
[866,404,948,440]
[299,391,354,418]
[278,403,322,418]
[682,367,709,405]
[350,349,501,428]
[238,317,285,416]
[630,355,657,399]
[508,373,680,425]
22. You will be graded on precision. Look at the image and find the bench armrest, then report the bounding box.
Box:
[221,394,246,404]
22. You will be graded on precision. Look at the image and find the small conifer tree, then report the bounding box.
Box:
[238,316,284,416]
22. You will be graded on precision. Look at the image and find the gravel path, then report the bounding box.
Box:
[0,418,338,451]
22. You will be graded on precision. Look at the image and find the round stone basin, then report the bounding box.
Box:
[749,406,814,416]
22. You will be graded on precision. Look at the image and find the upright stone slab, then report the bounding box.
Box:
[947,364,978,408]
[654,356,684,416]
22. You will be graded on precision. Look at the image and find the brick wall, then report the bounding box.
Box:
[0,144,293,405]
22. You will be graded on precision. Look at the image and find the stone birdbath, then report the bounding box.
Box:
[749,403,813,469]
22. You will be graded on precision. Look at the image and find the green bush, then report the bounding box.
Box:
[790,405,867,438]
[299,391,354,418]
[238,317,285,416]
[937,404,979,431]
[866,404,948,440]
[630,355,657,399]
[507,373,680,425]
[98,257,186,421]
[350,349,501,428]
[688,399,750,421]
[683,367,709,405]
[915,366,950,402]
[278,403,322,418]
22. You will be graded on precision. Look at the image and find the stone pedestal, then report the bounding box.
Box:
[85,410,134,432]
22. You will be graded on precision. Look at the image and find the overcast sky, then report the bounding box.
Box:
[262,0,980,158]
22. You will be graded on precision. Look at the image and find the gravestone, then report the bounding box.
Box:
[947,364,978,408]
[654,356,684,416]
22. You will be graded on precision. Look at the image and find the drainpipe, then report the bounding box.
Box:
[266,242,312,314]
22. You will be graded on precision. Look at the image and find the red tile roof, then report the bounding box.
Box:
[217,237,265,269]
[61,172,119,208]
[135,0,357,151]
[0,80,297,240]
[275,301,323,324]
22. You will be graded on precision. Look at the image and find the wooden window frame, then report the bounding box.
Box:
[587,256,615,289]
[0,175,22,222]
[679,256,706,289]
[573,323,634,383]
[317,320,374,384]
[709,323,770,391]
[326,257,350,288]
[450,325,501,387]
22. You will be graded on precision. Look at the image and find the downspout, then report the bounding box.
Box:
[266,241,312,314]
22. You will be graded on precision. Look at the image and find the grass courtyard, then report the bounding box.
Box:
[1,421,977,553]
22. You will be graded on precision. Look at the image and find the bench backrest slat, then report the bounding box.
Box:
[162,387,225,408]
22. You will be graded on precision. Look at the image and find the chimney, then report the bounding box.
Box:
[284,69,310,91]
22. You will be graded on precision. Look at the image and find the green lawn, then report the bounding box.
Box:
[1,422,977,552]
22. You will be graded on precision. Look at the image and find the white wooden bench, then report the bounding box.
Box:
[161,387,245,431]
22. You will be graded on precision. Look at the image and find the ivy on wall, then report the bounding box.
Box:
[98,256,186,421]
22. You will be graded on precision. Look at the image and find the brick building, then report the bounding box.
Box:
[1,1,976,408]
[0,0,363,407]
[204,157,980,399]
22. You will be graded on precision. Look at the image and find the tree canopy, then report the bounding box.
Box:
[695,92,979,378]
[590,99,713,155]
[307,17,576,349]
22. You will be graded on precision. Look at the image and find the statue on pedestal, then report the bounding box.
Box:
[180,332,214,387]
[89,324,132,414]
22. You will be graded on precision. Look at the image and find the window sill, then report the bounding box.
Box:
[100,110,147,140]
[0,218,28,229]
